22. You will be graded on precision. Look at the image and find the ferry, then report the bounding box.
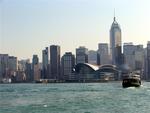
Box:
[122,72,141,88]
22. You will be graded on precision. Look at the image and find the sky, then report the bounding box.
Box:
[0,0,150,61]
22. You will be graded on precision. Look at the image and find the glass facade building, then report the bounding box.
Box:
[110,17,122,65]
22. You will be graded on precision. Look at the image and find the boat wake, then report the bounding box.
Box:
[126,87,137,90]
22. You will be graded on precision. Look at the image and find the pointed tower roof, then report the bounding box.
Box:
[111,15,120,29]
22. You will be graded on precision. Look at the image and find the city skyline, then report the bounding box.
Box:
[1,0,150,61]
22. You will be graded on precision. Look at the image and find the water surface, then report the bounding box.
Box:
[0,82,150,113]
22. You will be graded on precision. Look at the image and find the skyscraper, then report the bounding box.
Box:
[110,16,122,65]
[147,41,150,80]
[134,45,144,71]
[42,47,49,79]
[8,56,18,79]
[8,56,18,72]
[61,52,75,80]
[25,61,32,82]
[0,54,9,81]
[0,54,18,82]
[97,43,109,65]
[88,50,97,65]
[123,43,135,70]
[32,55,39,69]
[76,46,88,64]
[32,55,40,81]
[50,45,61,80]
[123,43,145,77]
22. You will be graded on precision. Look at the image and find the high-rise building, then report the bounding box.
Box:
[25,62,32,82]
[18,59,30,71]
[50,45,61,80]
[147,41,150,80]
[32,55,39,69]
[8,56,18,71]
[123,43,135,70]
[88,50,97,65]
[16,59,30,82]
[0,54,9,80]
[42,47,49,79]
[134,45,144,71]
[8,56,18,78]
[144,48,147,80]
[61,52,75,80]
[32,55,40,81]
[33,64,41,81]
[76,46,88,64]
[0,54,18,82]
[123,43,144,76]
[97,43,109,65]
[110,16,122,65]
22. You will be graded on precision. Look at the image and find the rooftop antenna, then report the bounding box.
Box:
[114,8,116,21]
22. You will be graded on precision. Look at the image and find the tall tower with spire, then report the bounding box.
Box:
[110,15,122,65]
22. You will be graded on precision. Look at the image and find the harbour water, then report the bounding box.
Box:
[0,82,150,113]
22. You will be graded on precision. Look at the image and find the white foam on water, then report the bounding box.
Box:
[43,104,48,108]
[126,87,136,90]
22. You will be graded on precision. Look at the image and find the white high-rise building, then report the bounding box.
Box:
[110,16,122,65]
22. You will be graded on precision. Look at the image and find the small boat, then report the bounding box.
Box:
[122,72,141,88]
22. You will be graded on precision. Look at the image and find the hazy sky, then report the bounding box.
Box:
[0,0,150,61]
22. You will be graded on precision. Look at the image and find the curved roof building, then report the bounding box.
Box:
[74,63,121,80]
[74,63,99,80]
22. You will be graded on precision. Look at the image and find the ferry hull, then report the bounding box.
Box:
[122,79,141,88]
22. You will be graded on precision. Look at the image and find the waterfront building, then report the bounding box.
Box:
[123,43,145,78]
[8,56,17,71]
[61,52,75,80]
[18,59,30,71]
[74,63,119,81]
[32,55,40,81]
[16,59,31,82]
[50,45,61,80]
[25,62,32,82]
[76,46,88,64]
[8,56,18,79]
[33,64,41,81]
[134,45,144,71]
[144,48,147,80]
[75,63,99,81]
[123,43,135,70]
[0,54,9,81]
[88,50,97,65]
[0,54,18,82]
[110,16,122,65]
[42,47,49,79]
[32,55,39,69]
[97,43,109,65]
[147,41,150,80]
